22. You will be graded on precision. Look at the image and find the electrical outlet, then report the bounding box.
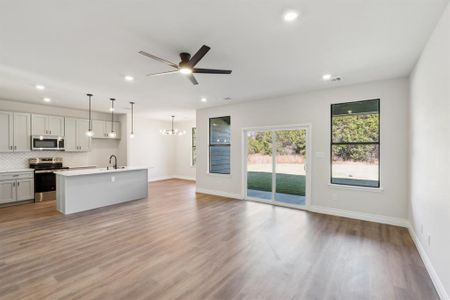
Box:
[421,224,424,235]
[332,193,338,201]
[111,176,115,183]
[427,235,431,247]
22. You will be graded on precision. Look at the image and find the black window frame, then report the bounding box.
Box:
[209,116,231,174]
[191,127,197,166]
[330,99,380,188]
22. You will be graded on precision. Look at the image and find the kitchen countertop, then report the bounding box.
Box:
[0,168,34,174]
[54,166,149,177]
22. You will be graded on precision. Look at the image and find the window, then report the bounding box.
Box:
[209,116,231,174]
[192,127,197,166]
[331,99,380,188]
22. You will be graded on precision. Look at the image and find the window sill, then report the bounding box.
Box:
[328,183,384,193]
[207,172,232,178]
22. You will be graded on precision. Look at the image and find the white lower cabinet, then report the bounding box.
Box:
[16,179,34,201]
[0,172,34,204]
[65,118,91,152]
[0,181,16,204]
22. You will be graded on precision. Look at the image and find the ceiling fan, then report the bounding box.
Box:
[138,45,232,85]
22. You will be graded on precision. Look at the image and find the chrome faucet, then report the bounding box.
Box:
[109,155,118,169]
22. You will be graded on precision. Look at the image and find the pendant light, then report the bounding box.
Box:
[108,98,117,138]
[160,115,186,136]
[130,101,135,138]
[86,93,94,137]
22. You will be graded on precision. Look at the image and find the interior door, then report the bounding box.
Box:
[0,111,13,152]
[13,112,31,152]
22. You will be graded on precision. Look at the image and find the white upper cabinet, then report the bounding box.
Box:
[0,111,31,153]
[64,118,90,152]
[76,119,90,151]
[0,111,13,152]
[92,120,108,138]
[13,112,31,152]
[31,114,64,136]
[92,120,120,139]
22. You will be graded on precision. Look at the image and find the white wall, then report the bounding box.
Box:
[126,116,175,181]
[0,98,126,168]
[196,78,409,220]
[174,120,196,180]
[409,3,450,299]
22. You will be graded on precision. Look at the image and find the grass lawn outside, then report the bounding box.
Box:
[247,171,306,196]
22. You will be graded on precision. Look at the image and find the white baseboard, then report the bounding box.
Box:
[196,188,242,200]
[408,224,449,300]
[172,175,196,181]
[309,205,409,227]
[148,176,173,182]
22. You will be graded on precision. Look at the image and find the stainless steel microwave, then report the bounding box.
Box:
[31,136,65,151]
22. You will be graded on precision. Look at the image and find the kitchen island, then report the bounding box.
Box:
[55,167,148,214]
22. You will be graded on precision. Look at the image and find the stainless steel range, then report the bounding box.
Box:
[29,157,69,202]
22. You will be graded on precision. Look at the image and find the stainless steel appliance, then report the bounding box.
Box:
[31,136,65,151]
[29,157,69,202]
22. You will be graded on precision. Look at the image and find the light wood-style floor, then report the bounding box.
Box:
[0,179,438,299]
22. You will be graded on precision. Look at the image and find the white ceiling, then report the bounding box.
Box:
[0,0,448,120]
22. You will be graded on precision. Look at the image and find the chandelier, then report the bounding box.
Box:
[160,115,186,136]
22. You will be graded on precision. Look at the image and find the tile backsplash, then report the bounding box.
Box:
[0,151,91,169]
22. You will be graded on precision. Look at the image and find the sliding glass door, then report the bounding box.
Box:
[245,126,309,208]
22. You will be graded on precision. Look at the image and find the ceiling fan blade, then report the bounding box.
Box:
[193,68,232,74]
[188,45,211,67]
[187,74,199,85]
[146,70,179,76]
[138,51,178,69]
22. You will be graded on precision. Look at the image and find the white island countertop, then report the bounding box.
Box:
[55,166,149,214]
[55,166,149,177]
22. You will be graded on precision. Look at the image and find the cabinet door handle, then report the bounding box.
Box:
[17,182,20,186]
[13,182,15,187]
[14,146,17,150]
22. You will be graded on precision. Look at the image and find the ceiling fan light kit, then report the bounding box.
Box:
[139,45,232,85]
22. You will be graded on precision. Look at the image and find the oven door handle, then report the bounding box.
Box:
[34,170,56,174]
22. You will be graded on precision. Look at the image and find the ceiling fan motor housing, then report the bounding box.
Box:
[179,52,191,64]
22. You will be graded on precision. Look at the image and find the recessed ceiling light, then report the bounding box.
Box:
[322,74,332,81]
[201,97,207,102]
[124,75,134,81]
[43,97,51,103]
[35,84,45,90]
[283,10,299,22]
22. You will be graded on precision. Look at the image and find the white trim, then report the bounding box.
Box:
[309,205,408,227]
[328,183,384,192]
[408,223,449,300]
[196,188,241,200]
[172,175,196,181]
[148,176,174,182]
